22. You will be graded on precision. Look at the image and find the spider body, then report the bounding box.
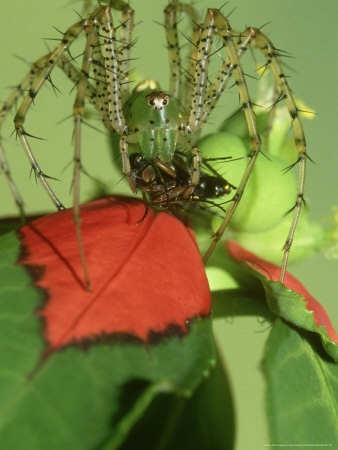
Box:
[0,0,308,289]
[123,85,184,162]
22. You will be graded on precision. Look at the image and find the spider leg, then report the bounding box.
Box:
[100,7,126,134]
[262,80,280,150]
[184,24,203,109]
[85,1,134,129]
[56,4,133,128]
[164,2,199,100]
[70,4,134,289]
[65,3,133,289]
[0,51,102,220]
[186,10,216,134]
[0,145,24,222]
[199,10,261,267]
[185,14,252,131]
[10,18,95,288]
[100,5,136,192]
[239,27,307,282]
[197,12,306,282]
[13,19,86,211]
[0,55,49,220]
[200,31,253,125]
[120,135,136,192]
[181,146,201,199]
[185,11,250,132]
[110,0,135,101]
[72,9,108,291]
[57,55,102,112]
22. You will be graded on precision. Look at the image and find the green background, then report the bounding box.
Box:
[0,1,337,448]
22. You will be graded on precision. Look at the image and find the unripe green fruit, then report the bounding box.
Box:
[198,132,297,233]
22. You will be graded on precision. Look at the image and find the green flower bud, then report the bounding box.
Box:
[199,132,297,232]
[233,214,324,264]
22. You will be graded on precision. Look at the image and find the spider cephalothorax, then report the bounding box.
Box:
[0,1,308,289]
[123,85,185,163]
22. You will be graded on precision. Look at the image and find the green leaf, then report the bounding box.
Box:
[0,218,22,235]
[212,288,273,320]
[0,230,216,449]
[263,319,338,446]
[262,279,338,362]
[225,241,338,361]
[106,354,235,450]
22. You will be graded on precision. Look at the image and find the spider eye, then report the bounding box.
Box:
[150,100,155,105]
[162,99,167,105]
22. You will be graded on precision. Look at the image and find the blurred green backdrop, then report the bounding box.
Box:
[1,1,337,448]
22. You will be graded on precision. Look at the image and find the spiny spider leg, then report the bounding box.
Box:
[3,2,134,290]
[0,50,104,223]
[57,55,102,111]
[205,17,306,282]
[88,2,134,129]
[0,146,24,222]
[164,5,264,274]
[164,3,258,209]
[164,5,305,282]
[181,146,201,199]
[164,4,208,198]
[262,79,280,149]
[13,19,86,211]
[100,4,135,191]
[0,55,50,220]
[186,10,216,134]
[115,0,135,101]
[200,31,253,125]
[12,15,96,289]
[1,2,308,290]
[186,11,254,133]
[242,27,307,282]
[172,7,261,272]
[72,7,107,291]
[72,3,134,289]
[195,10,262,264]
[164,5,254,149]
[164,2,199,100]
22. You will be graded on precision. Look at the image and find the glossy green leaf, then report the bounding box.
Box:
[263,319,338,446]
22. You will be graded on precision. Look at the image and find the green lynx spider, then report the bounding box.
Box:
[0,1,307,289]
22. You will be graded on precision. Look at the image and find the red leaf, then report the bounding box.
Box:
[227,240,338,344]
[18,197,211,349]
